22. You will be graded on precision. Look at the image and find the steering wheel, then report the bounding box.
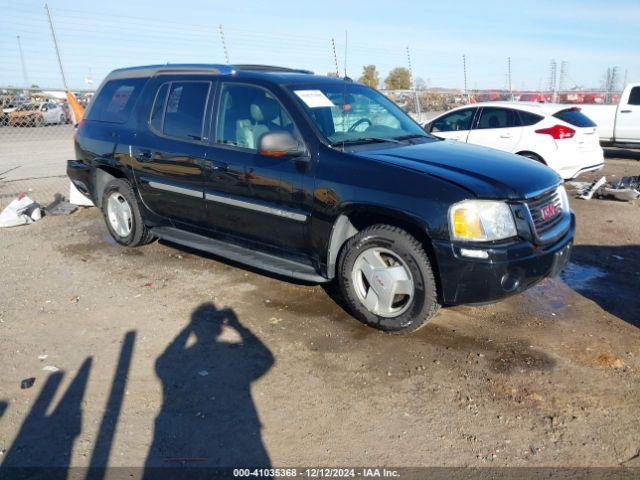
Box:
[348,118,372,132]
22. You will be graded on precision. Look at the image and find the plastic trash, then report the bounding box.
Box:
[69,181,94,207]
[578,177,607,200]
[0,194,42,228]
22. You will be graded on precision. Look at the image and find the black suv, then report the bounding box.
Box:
[68,64,574,333]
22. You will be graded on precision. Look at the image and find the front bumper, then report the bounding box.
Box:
[432,213,575,305]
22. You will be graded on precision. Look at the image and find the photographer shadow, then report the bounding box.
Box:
[144,302,274,471]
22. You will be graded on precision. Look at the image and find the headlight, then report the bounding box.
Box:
[449,200,517,242]
[557,185,570,211]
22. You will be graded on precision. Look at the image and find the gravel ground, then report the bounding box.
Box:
[0,136,639,474]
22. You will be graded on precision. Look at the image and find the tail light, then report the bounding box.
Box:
[535,124,575,139]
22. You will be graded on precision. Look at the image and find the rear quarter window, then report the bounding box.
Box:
[86,78,147,123]
[517,110,544,126]
[628,87,640,106]
[553,108,596,128]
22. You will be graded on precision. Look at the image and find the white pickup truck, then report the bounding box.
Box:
[579,83,640,146]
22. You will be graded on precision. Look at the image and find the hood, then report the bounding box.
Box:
[357,139,560,199]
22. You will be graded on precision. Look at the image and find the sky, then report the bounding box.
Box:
[0,0,638,91]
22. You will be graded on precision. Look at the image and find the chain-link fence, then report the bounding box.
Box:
[0,88,88,209]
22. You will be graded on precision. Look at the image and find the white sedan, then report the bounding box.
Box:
[424,102,604,179]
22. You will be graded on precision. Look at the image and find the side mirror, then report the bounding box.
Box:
[423,121,433,132]
[258,131,308,160]
[41,106,48,112]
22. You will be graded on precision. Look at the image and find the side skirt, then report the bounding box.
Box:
[150,226,328,284]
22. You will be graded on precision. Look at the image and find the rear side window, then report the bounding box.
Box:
[476,107,518,129]
[431,108,475,132]
[553,108,596,127]
[148,81,210,141]
[517,110,544,126]
[628,87,640,106]
[87,78,147,123]
[149,83,169,132]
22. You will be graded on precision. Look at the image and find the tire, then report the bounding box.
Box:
[59,114,65,124]
[34,116,43,127]
[338,224,439,333]
[101,178,154,247]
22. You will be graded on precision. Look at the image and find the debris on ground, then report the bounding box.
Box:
[601,175,640,201]
[47,202,78,216]
[42,365,59,372]
[0,194,42,228]
[568,176,640,202]
[69,181,94,207]
[20,377,36,389]
[572,177,607,200]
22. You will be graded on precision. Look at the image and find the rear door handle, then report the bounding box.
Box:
[500,133,512,138]
[620,110,632,114]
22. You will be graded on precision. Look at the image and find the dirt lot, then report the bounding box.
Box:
[0,156,639,474]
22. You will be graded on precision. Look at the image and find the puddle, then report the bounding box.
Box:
[560,262,607,293]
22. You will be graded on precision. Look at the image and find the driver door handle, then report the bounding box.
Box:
[500,133,512,138]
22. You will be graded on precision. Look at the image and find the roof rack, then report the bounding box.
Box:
[106,63,314,81]
[234,64,314,74]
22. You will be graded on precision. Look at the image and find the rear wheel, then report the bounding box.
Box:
[338,225,439,333]
[102,178,154,247]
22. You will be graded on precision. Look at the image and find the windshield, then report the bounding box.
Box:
[289,83,427,146]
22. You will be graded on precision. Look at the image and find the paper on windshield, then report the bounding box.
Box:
[294,90,335,108]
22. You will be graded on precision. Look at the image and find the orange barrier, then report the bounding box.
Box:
[66,91,85,125]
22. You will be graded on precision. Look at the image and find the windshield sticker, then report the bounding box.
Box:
[294,90,335,108]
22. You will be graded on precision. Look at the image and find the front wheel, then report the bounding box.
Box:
[102,178,154,246]
[338,225,439,333]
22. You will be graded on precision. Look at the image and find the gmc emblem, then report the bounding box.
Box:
[540,203,559,220]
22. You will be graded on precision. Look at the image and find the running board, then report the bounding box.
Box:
[150,226,328,283]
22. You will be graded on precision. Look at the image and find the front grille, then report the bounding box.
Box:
[524,187,563,237]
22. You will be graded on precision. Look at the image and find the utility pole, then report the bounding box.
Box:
[219,24,230,64]
[331,38,340,77]
[45,2,68,90]
[343,30,348,78]
[462,54,469,102]
[559,60,568,93]
[507,56,512,100]
[548,59,557,102]
[406,46,421,117]
[16,35,30,88]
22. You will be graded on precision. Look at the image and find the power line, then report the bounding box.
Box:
[219,24,230,64]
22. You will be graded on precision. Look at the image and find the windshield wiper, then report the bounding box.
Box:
[392,133,428,141]
[330,137,402,147]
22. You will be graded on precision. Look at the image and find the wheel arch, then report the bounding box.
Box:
[326,205,439,282]
[515,150,547,165]
[93,164,128,207]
